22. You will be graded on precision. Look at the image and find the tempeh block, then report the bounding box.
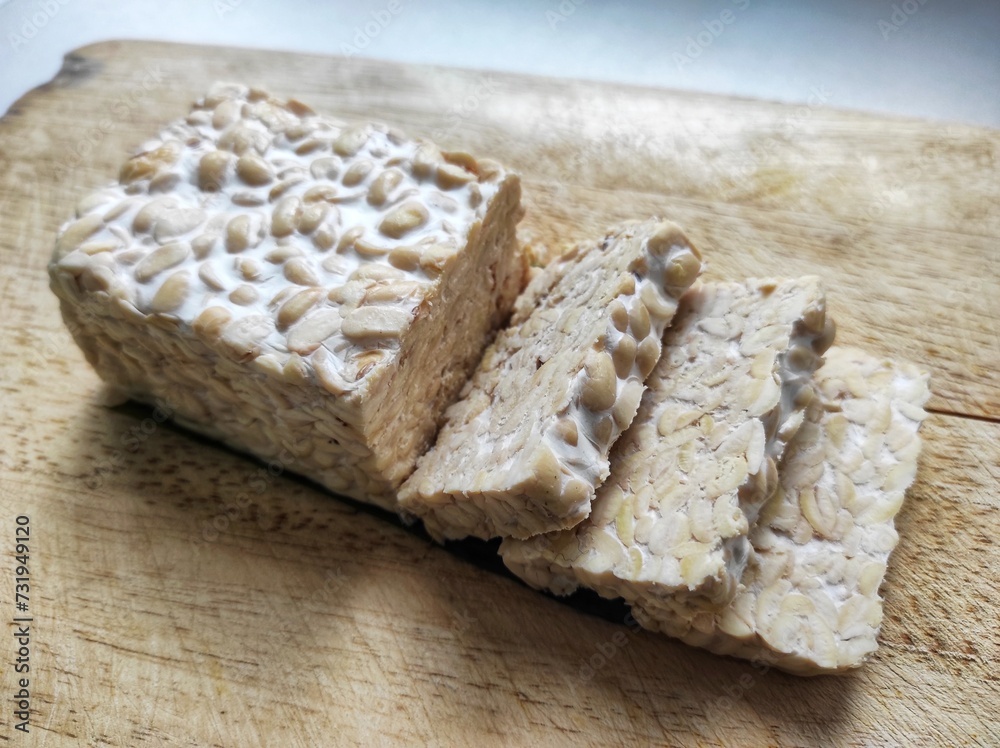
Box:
[48,82,526,510]
[399,220,702,540]
[501,278,833,606]
[630,346,930,675]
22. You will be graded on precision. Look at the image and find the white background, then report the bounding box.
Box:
[0,0,998,127]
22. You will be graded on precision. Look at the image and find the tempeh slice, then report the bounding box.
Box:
[501,278,833,607]
[630,346,930,675]
[48,82,527,510]
[399,220,702,540]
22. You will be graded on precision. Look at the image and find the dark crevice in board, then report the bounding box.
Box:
[110,400,634,627]
[50,52,104,90]
[924,406,1000,426]
[0,51,104,119]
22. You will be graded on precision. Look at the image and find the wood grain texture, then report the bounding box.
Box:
[0,40,997,747]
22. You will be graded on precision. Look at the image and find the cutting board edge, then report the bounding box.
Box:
[5,38,999,137]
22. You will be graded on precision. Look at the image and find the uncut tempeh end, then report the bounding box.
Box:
[501,278,834,606]
[630,347,931,675]
[48,82,526,510]
[399,220,703,540]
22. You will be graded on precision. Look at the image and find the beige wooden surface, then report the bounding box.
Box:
[0,40,997,747]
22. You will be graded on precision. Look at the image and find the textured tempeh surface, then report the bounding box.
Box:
[0,41,997,747]
[47,82,526,509]
[501,278,832,608]
[631,346,930,675]
[401,220,700,540]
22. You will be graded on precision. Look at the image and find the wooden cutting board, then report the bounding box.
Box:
[1,40,998,746]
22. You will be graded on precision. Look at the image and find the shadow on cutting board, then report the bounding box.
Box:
[56,396,859,742]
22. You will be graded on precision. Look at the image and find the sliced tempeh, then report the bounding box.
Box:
[501,278,833,607]
[399,220,702,540]
[629,346,930,675]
